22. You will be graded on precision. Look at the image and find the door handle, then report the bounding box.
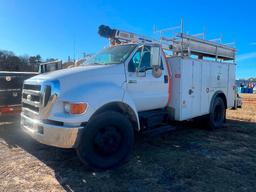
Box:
[128,80,137,84]
[189,89,194,95]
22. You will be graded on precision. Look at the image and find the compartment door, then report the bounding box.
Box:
[180,59,193,120]
[191,60,203,116]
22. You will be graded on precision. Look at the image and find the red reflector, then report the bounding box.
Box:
[0,107,13,113]
[0,106,21,114]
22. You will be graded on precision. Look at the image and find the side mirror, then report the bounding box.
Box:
[152,66,162,78]
[150,47,161,67]
[150,46,162,78]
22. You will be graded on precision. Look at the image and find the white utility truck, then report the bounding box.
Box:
[21,24,236,169]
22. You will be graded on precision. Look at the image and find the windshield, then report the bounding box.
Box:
[83,44,136,65]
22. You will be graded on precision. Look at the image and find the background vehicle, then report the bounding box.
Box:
[39,60,62,73]
[21,23,237,169]
[0,71,37,117]
[0,61,62,117]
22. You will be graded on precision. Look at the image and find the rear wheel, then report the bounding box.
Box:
[76,111,134,170]
[208,97,226,130]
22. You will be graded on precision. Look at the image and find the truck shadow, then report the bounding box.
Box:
[0,118,256,191]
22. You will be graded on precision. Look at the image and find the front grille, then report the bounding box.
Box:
[22,84,41,114]
[23,84,41,91]
[22,93,40,102]
[22,103,39,112]
[43,85,51,107]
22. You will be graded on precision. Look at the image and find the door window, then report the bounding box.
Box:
[128,46,151,72]
[128,45,164,72]
[128,48,142,72]
[140,46,151,71]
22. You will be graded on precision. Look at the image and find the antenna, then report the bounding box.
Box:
[73,37,76,61]
[180,17,184,56]
[180,17,184,33]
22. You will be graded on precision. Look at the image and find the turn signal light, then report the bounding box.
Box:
[64,102,87,114]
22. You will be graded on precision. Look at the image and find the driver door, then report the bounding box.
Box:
[125,45,168,111]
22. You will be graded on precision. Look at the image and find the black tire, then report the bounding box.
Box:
[208,97,226,130]
[76,111,134,170]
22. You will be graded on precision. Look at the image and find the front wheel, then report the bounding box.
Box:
[208,97,226,130]
[76,111,134,170]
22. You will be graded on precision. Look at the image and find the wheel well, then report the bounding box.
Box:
[218,93,227,109]
[91,102,139,131]
[211,92,227,110]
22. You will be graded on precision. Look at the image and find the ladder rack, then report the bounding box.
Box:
[98,23,236,61]
[161,33,236,61]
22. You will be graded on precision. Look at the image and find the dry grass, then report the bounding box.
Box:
[0,94,256,191]
[227,94,256,122]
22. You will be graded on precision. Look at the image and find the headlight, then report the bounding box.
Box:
[64,102,87,114]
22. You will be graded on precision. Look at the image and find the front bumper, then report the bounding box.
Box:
[21,113,83,148]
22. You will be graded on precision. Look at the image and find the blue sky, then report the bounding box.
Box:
[0,0,255,78]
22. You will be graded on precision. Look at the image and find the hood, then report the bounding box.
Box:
[30,65,108,81]
[26,64,126,93]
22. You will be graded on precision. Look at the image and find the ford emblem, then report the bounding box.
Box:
[6,76,11,81]
[27,94,32,101]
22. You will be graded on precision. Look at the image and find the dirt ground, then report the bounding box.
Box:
[227,94,256,122]
[0,94,256,192]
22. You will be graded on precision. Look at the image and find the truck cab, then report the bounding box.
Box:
[21,25,236,169]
